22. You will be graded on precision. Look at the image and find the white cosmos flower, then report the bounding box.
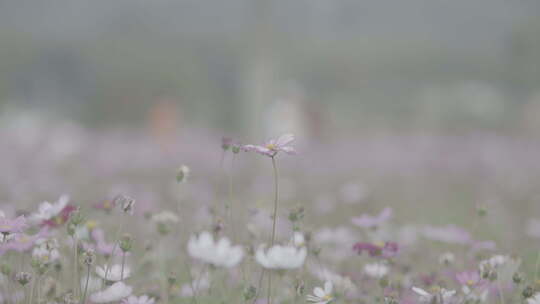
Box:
[528,293,540,304]
[31,195,69,223]
[307,281,333,304]
[364,262,389,279]
[255,244,307,269]
[291,232,305,247]
[187,231,244,268]
[90,281,132,303]
[80,275,102,294]
[412,287,456,304]
[121,295,156,304]
[96,264,131,281]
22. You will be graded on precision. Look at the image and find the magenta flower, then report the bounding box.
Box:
[351,207,392,229]
[0,215,27,234]
[243,134,296,157]
[353,241,398,258]
[42,205,76,228]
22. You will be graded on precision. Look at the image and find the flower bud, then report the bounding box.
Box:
[243,286,257,300]
[523,285,534,298]
[176,165,190,183]
[82,249,96,266]
[119,234,133,253]
[15,271,32,286]
[513,272,524,284]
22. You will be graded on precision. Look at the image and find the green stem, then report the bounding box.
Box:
[497,279,505,304]
[267,156,279,304]
[81,265,91,304]
[535,250,540,281]
[121,252,126,281]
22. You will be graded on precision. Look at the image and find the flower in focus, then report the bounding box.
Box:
[243,133,296,157]
[90,281,133,303]
[306,281,333,304]
[0,215,27,235]
[187,231,244,268]
[412,286,456,304]
[96,264,131,282]
[351,207,392,229]
[255,244,307,269]
[364,262,389,279]
[121,295,156,304]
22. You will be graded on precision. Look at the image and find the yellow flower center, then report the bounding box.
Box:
[466,279,474,286]
[323,295,332,300]
[266,143,276,150]
[86,220,98,230]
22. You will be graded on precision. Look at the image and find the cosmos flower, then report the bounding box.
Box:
[456,270,481,287]
[90,281,132,303]
[31,195,75,227]
[0,227,49,254]
[0,215,27,235]
[96,264,131,282]
[527,293,540,304]
[351,207,392,229]
[187,231,244,268]
[364,262,389,279]
[255,244,307,269]
[307,281,334,304]
[243,134,296,157]
[412,287,456,304]
[91,228,119,257]
[121,295,156,304]
[352,241,398,258]
[32,238,61,264]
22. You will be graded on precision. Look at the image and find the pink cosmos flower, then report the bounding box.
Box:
[243,134,296,157]
[0,215,27,234]
[456,270,482,287]
[351,207,392,229]
[0,227,49,255]
[91,228,122,257]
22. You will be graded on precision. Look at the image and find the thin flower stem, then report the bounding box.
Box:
[497,279,505,304]
[535,250,540,281]
[121,251,126,281]
[267,156,279,304]
[72,236,79,297]
[81,264,91,304]
[228,154,237,241]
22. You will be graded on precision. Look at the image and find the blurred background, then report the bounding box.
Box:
[1,0,540,137]
[1,0,540,253]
